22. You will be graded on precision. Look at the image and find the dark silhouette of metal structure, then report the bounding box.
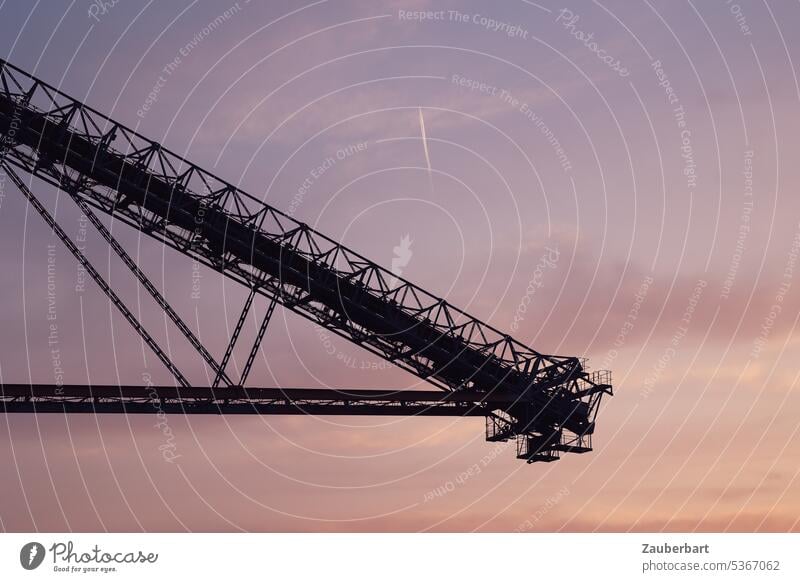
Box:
[0,59,611,463]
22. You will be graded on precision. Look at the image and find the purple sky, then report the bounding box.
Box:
[1,0,799,531]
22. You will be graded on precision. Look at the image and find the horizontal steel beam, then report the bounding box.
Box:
[0,384,506,416]
[1,402,491,416]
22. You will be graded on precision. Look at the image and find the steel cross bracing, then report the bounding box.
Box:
[0,59,612,463]
[66,177,235,387]
[1,161,192,389]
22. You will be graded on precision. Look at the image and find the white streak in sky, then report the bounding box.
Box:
[418,107,434,192]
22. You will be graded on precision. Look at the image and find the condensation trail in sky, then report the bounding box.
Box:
[418,107,434,193]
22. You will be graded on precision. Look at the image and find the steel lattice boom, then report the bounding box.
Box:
[0,59,611,463]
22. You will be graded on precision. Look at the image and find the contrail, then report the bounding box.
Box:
[418,107,434,193]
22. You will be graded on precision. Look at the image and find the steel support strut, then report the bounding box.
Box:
[211,284,277,388]
[212,286,256,388]
[239,295,277,386]
[3,163,191,388]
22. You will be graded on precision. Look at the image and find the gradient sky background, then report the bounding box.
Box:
[1,0,799,532]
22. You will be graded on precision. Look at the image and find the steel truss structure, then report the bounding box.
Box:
[0,59,611,463]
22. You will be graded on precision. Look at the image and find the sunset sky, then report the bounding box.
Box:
[1,0,799,532]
